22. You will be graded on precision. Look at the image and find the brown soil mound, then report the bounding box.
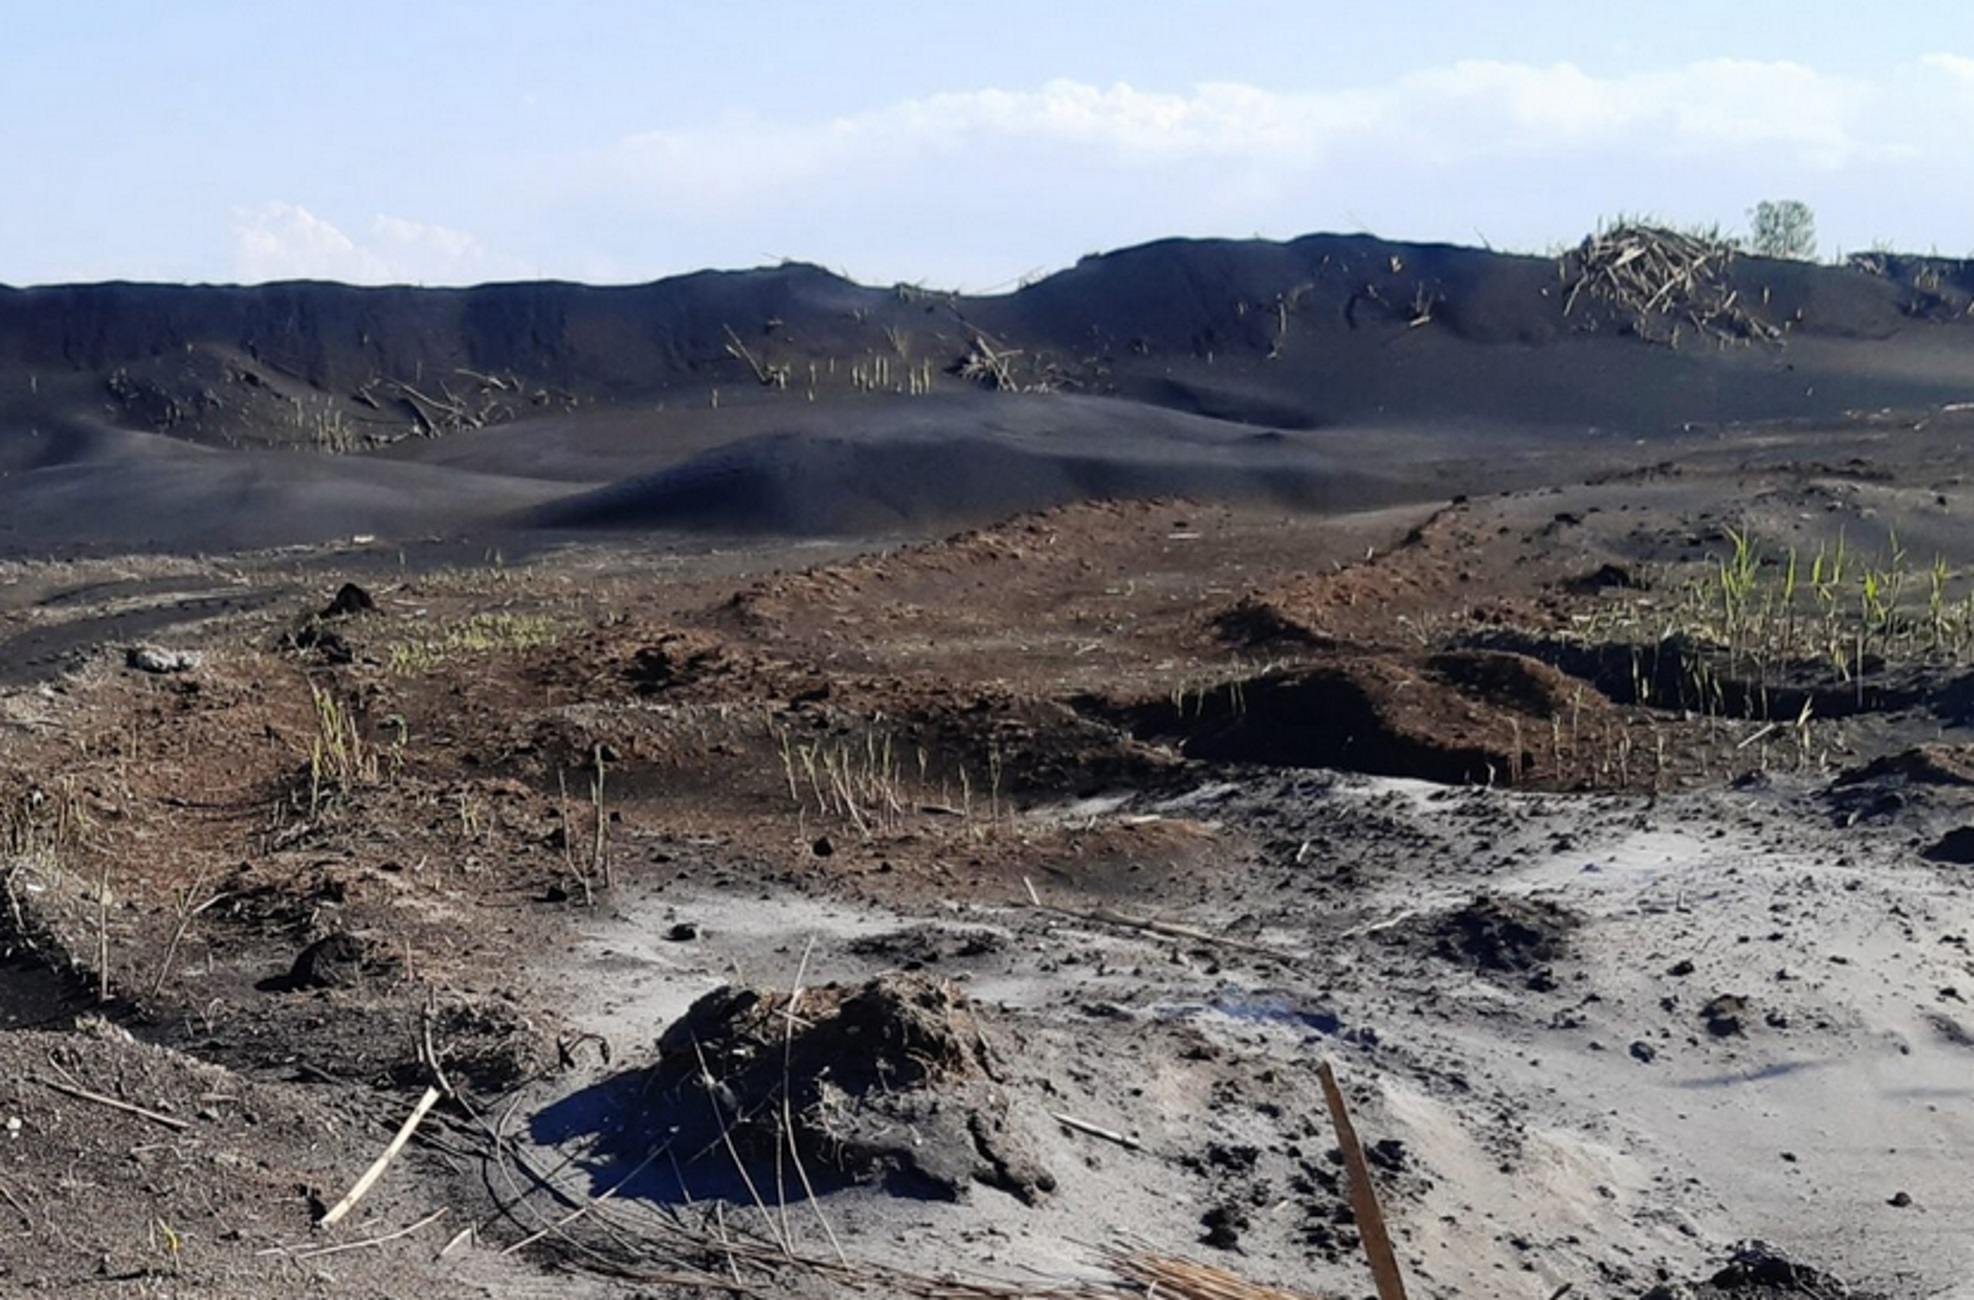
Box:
[1118,650,1614,786]
[1210,594,1336,648]
[621,628,756,695]
[646,973,1054,1203]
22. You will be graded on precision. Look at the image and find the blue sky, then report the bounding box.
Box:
[9,1,1974,287]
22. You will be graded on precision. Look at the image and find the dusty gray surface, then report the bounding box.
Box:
[519,770,1974,1297]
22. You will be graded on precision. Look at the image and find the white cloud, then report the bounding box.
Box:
[539,56,1974,286]
[593,60,1890,214]
[231,202,379,282]
[1920,52,1974,83]
[231,202,515,284]
[1391,59,1870,167]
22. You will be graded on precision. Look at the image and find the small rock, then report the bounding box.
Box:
[126,645,202,674]
[811,836,835,858]
[1629,1040,1657,1064]
[665,922,700,942]
[1889,1190,1913,1207]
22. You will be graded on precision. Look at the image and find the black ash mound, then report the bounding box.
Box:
[525,395,1384,535]
[7,229,1974,552]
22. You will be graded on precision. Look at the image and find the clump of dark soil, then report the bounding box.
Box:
[1701,993,1751,1038]
[1422,893,1577,976]
[1838,744,1974,788]
[320,582,376,619]
[1827,745,1974,827]
[1568,562,1647,593]
[1647,1239,1873,1299]
[395,996,549,1093]
[645,973,1054,1203]
[275,932,371,990]
[280,620,354,663]
[274,583,376,666]
[622,629,750,695]
[845,925,1008,970]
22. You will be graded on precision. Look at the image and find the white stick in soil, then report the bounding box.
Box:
[318,1085,442,1228]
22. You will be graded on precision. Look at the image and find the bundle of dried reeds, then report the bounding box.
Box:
[1103,1248,1328,1300]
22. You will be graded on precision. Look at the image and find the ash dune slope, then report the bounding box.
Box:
[2,232,1974,552]
[520,394,1430,535]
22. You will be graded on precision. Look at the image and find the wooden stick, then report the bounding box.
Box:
[294,1206,448,1260]
[95,863,112,1003]
[421,990,458,1102]
[498,1143,664,1257]
[318,1086,441,1228]
[1735,721,1780,751]
[0,1174,32,1227]
[1024,893,1287,959]
[30,1074,190,1131]
[149,874,223,998]
[783,938,848,1266]
[1047,1111,1141,1150]
[1317,1061,1408,1300]
[1339,909,1418,941]
[721,324,774,386]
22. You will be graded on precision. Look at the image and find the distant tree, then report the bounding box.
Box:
[1749,200,1817,260]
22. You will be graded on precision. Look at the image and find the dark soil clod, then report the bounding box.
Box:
[643,973,1054,1204]
[276,933,370,991]
[1425,894,1577,974]
[1702,994,1750,1038]
[320,582,376,619]
[1200,1201,1249,1250]
[1700,1240,1859,1298]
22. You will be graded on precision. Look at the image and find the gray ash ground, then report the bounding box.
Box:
[515,756,1974,1297]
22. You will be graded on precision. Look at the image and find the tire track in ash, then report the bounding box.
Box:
[0,589,289,687]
